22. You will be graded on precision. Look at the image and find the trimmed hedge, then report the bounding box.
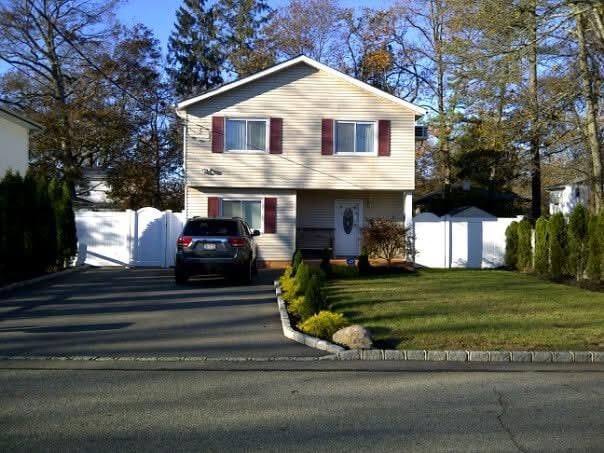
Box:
[586,212,603,283]
[568,204,589,280]
[534,217,549,275]
[0,171,77,275]
[517,219,533,272]
[505,221,519,269]
[548,213,567,281]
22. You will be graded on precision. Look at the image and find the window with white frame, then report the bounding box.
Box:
[335,121,376,154]
[225,118,268,152]
[222,199,262,231]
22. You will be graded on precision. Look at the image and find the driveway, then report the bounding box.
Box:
[0,267,322,358]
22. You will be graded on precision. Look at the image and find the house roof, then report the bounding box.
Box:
[545,177,588,191]
[176,55,427,116]
[0,107,43,131]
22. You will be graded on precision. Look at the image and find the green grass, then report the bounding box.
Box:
[327,269,604,351]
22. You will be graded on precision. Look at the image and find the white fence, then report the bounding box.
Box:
[75,208,185,268]
[413,212,522,269]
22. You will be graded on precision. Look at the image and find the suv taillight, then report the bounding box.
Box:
[228,237,246,247]
[177,236,193,247]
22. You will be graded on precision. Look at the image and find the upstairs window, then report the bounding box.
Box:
[225,118,268,152]
[335,121,376,154]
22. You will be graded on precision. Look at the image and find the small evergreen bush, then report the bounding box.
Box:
[320,248,332,275]
[291,249,303,276]
[304,273,327,315]
[568,204,589,280]
[548,213,567,280]
[357,246,371,275]
[504,221,519,269]
[586,212,603,283]
[289,296,314,320]
[517,219,533,272]
[297,311,349,340]
[534,217,549,276]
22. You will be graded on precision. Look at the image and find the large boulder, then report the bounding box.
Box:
[332,325,373,349]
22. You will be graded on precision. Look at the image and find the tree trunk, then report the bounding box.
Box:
[575,6,603,212]
[527,1,541,220]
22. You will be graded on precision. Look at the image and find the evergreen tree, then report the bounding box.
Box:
[517,219,533,272]
[534,216,549,276]
[505,221,519,269]
[586,212,602,283]
[568,204,590,280]
[167,0,224,97]
[50,179,78,267]
[548,213,567,281]
[215,0,273,77]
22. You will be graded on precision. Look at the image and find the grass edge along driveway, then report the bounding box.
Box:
[327,269,604,351]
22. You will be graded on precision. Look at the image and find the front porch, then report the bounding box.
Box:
[295,189,413,258]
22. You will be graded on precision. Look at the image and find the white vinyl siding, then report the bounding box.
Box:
[186,187,296,260]
[0,115,29,176]
[185,62,415,190]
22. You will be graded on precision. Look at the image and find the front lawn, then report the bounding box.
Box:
[327,269,604,351]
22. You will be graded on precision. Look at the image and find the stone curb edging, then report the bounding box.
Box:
[334,349,603,363]
[274,280,345,354]
[0,355,332,362]
[273,281,603,364]
[0,265,91,295]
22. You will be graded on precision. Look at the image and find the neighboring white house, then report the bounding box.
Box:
[546,179,590,215]
[76,168,112,206]
[176,55,425,263]
[0,107,42,176]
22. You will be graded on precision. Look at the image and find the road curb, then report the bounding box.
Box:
[274,280,345,354]
[0,265,91,295]
[273,281,602,364]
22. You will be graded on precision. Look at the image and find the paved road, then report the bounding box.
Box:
[0,267,321,358]
[1,361,602,452]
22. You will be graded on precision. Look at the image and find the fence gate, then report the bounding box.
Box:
[75,208,185,268]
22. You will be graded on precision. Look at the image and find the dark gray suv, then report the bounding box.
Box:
[174,217,260,284]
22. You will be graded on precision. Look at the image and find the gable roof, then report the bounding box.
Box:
[176,55,426,116]
[0,107,43,131]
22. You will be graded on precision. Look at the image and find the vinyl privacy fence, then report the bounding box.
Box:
[413,212,523,269]
[75,208,185,268]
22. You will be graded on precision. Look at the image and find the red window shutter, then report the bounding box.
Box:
[212,116,224,153]
[264,198,277,234]
[378,120,391,156]
[269,118,283,154]
[321,119,333,155]
[208,197,220,217]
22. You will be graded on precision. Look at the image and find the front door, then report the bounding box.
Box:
[334,200,362,257]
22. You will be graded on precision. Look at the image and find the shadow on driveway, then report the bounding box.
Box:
[0,267,323,358]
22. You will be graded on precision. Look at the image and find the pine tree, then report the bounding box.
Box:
[586,212,602,283]
[167,0,224,97]
[534,216,549,276]
[548,213,567,281]
[568,204,590,280]
[215,0,273,77]
[505,221,519,269]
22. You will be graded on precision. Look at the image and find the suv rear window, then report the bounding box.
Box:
[183,219,239,236]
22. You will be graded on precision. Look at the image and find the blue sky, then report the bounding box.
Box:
[0,0,396,74]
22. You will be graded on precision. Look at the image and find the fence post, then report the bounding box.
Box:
[127,209,137,268]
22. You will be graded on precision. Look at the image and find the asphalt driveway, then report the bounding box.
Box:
[0,267,322,358]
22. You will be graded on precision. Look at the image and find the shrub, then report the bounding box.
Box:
[548,213,567,280]
[361,218,406,267]
[289,296,314,320]
[279,266,297,299]
[297,311,349,340]
[517,219,533,272]
[504,221,519,269]
[294,263,311,296]
[568,204,589,280]
[534,217,549,276]
[357,246,371,275]
[291,249,303,276]
[320,248,332,275]
[304,273,327,314]
[586,212,603,283]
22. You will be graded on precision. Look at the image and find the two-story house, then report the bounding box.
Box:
[0,107,42,177]
[176,56,425,264]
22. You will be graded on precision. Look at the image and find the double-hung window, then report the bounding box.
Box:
[222,199,262,231]
[225,118,268,152]
[335,121,376,154]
